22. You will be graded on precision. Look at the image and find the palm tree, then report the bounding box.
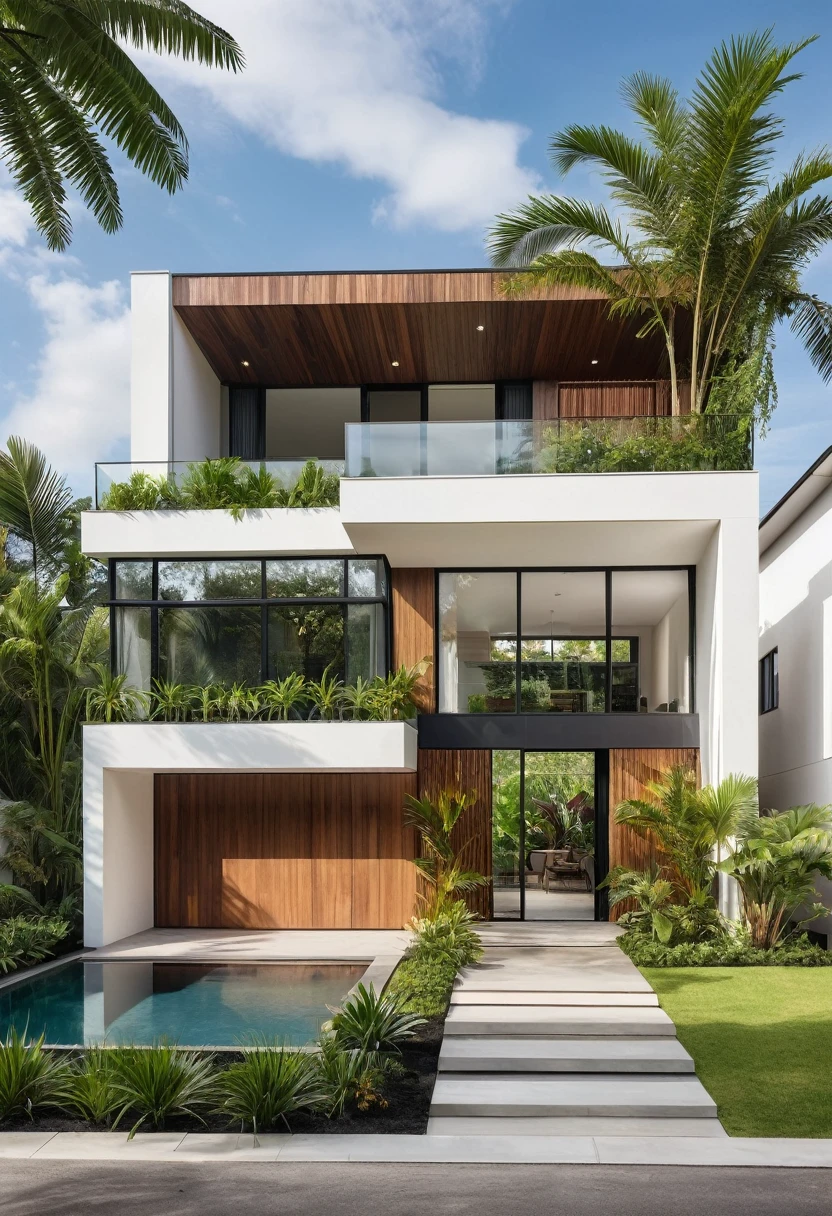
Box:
[0,0,243,250]
[0,437,74,585]
[404,789,490,918]
[489,31,832,419]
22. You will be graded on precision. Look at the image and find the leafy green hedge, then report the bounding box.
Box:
[386,956,458,1018]
[0,915,70,975]
[619,931,832,968]
[535,415,753,474]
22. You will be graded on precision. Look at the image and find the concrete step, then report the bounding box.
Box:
[426,1116,728,1138]
[457,948,652,994]
[438,1037,694,1074]
[450,991,659,1007]
[429,1075,718,1119]
[444,1005,676,1037]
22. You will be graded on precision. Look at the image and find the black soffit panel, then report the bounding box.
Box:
[416,713,700,751]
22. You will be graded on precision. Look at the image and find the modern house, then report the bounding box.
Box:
[759,447,832,945]
[80,269,759,948]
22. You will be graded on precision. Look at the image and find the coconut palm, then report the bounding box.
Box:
[489,31,832,419]
[0,0,242,250]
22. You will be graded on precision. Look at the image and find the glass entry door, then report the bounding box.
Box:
[492,751,597,921]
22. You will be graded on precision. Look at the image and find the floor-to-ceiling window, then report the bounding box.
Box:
[110,557,390,690]
[438,567,694,714]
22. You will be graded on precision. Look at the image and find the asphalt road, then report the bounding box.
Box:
[0,1162,828,1216]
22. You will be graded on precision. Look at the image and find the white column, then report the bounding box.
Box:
[130,271,172,463]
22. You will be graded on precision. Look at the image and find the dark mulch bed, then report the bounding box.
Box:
[0,1018,445,1137]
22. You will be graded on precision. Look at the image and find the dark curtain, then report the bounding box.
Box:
[229,387,265,458]
[498,382,533,420]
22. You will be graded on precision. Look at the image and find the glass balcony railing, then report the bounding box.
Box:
[344,416,753,478]
[94,458,344,510]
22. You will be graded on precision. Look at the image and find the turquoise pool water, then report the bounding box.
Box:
[0,961,366,1047]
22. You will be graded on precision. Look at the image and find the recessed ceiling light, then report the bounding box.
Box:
[476,324,485,332]
[241,360,250,367]
[391,360,400,367]
[591,358,599,365]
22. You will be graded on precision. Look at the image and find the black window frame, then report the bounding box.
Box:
[759,647,779,714]
[109,555,392,686]
[435,565,696,716]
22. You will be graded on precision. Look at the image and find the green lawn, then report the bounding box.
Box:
[642,967,832,1137]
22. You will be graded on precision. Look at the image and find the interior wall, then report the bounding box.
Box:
[172,310,221,461]
[417,749,492,918]
[264,388,361,460]
[154,772,419,930]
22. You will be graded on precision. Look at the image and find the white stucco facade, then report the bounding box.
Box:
[759,455,832,942]
[83,722,418,947]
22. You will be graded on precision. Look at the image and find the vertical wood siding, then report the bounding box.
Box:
[391,568,436,712]
[608,748,701,921]
[154,772,419,930]
[416,750,493,919]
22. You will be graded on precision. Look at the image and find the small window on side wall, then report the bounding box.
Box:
[760,648,779,713]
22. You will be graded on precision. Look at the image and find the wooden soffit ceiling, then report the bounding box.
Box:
[172,270,688,387]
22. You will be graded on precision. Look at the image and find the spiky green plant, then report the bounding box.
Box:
[111,1044,216,1138]
[177,458,244,510]
[328,983,425,1054]
[409,899,483,967]
[0,437,73,583]
[277,460,340,508]
[603,864,677,943]
[61,1048,122,1125]
[258,673,309,721]
[149,679,193,722]
[307,664,346,721]
[404,788,490,917]
[85,662,148,722]
[99,471,165,512]
[214,1041,327,1134]
[0,1026,70,1121]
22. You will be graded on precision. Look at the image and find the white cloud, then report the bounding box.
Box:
[0,186,131,496]
[144,0,538,233]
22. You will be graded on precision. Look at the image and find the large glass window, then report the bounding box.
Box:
[611,570,690,712]
[520,573,606,713]
[439,567,692,714]
[439,572,517,713]
[111,557,389,692]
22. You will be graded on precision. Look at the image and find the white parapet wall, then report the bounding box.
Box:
[83,722,418,948]
[81,507,355,560]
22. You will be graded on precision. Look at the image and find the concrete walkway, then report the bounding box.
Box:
[429,921,724,1138]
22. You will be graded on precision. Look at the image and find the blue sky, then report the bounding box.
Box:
[0,0,830,512]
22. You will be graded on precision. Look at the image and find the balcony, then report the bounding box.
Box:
[94,458,344,510]
[344,415,753,479]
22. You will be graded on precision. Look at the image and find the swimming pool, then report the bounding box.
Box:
[0,960,367,1048]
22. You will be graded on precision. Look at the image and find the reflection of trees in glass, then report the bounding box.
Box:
[159,607,261,685]
[268,606,344,681]
[266,560,343,599]
[492,751,596,877]
[158,560,261,601]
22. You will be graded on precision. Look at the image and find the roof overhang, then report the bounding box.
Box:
[759,445,832,554]
[171,269,689,387]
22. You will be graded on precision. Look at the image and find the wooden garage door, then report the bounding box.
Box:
[154,773,419,930]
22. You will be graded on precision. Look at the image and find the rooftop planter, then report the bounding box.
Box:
[94,457,342,511]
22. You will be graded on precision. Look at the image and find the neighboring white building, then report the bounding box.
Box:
[759,447,832,945]
[80,269,759,947]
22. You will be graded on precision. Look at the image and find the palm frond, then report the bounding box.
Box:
[0,438,74,580]
[488,195,628,267]
[790,294,832,382]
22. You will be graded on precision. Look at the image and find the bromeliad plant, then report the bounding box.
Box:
[404,788,491,918]
[327,983,425,1054]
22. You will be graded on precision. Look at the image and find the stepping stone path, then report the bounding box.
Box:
[428,922,725,1138]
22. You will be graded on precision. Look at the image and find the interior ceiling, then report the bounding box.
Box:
[173,272,691,387]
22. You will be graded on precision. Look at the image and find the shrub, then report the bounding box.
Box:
[619,931,832,968]
[409,900,483,968]
[61,1048,123,1125]
[215,1043,327,1133]
[328,983,425,1053]
[315,1037,391,1117]
[110,1045,217,1137]
[0,1026,70,1121]
[0,915,70,974]
[386,956,457,1018]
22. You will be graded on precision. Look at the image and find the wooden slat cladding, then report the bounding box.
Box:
[608,748,700,921]
[171,269,691,388]
[391,569,435,713]
[532,381,559,420]
[154,772,418,930]
[416,750,493,920]
[559,382,659,418]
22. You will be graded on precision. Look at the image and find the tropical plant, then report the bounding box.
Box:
[409,899,483,968]
[341,675,377,721]
[328,983,425,1054]
[177,458,243,510]
[0,0,242,250]
[404,788,490,917]
[366,659,430,721]
[149,679,192,722]
[0,1026,70,1121]
[386,954,457,1018]
[603,864,677,943]
[276,460,340,508]
[218,681,259,722]
[0,437,74,583]
[99,459,342,514]
[110,1044,216,1137]
[258,673,309,721]
[61,1048,123,1125]
[0,913,69,973]
[85,663,149,723]
[215,1042,326,1134]
[315,1036,390,1117]
[99,471,168,512]
[307,664,346,721]
[489,32,832,424]
[718,803,832,948]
